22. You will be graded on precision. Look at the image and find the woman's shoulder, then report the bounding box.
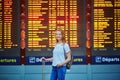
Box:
[63,42,69,47]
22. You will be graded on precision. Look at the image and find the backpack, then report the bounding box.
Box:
[66,55,73,69]
[63,44,73,69]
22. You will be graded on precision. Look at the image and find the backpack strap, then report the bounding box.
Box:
[62,43,67,59]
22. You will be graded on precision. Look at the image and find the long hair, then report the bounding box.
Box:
[56,28,66,43]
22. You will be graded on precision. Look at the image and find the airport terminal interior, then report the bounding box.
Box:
[0,0,120,80]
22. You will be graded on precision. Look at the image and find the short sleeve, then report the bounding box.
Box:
[64,43,71,53]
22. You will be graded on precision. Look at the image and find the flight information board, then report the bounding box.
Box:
[0,0,119,65]
[0,0,20,56]
[92,0,120,55]
[26,0,86,56]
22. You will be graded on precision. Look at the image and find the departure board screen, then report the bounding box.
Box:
[27,0,86,56]
[93,0,120,55]
[0,0,20,56]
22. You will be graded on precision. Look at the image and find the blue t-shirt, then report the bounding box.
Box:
[52,43,71,66]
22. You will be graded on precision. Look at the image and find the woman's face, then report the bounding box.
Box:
[56,30,62,41]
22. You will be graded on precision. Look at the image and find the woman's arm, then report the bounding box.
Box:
[42,57,53,62]
[46,57,53,62]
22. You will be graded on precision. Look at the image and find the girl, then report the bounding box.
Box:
[42,29,71,80]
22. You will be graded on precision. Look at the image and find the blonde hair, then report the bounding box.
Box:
[56,28,66,43]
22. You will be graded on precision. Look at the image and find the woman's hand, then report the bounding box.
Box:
[41,57,46,61]
[57,63,64,67]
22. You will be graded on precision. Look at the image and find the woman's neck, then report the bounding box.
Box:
[57,40,62,43]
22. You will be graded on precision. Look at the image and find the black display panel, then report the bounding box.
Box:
[26,0,86,57]
[92,0,120,56]
[0,0,20,56]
